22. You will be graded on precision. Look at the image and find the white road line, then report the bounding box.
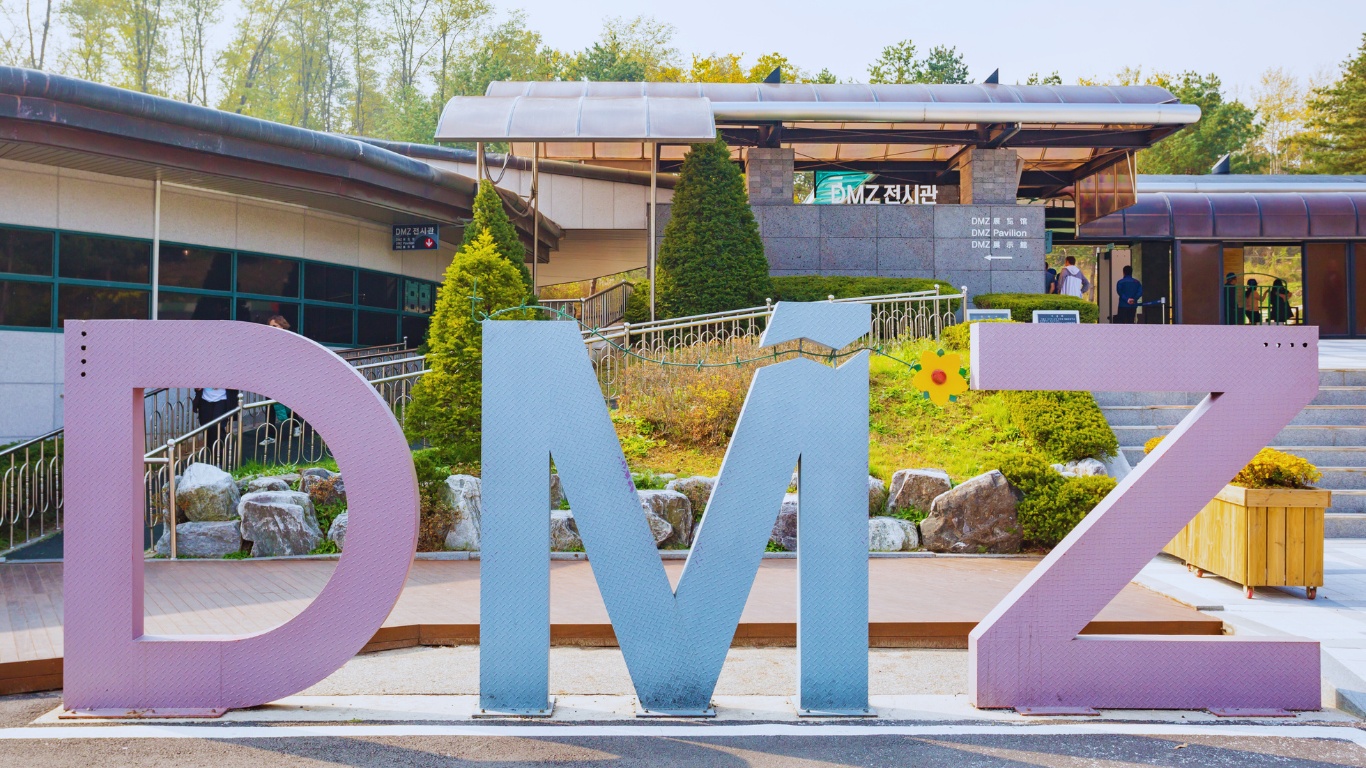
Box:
[0,722,1364,743]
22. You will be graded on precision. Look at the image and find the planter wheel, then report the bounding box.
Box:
[1244,586,1254,599]
[1307,587,1317,600]
[1194,568,1205,578]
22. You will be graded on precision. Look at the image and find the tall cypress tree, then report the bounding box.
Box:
[656,137,771,318]
[462,180,533,293]
[1305,34,1366,174]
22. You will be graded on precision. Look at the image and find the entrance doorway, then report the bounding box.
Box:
[1220,245,1304,327]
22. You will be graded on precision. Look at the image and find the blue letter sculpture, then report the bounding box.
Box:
[480,301,872,715]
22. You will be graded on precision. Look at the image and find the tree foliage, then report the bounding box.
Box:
[655,137,771,318]
[1304,33,1366,174]
[1137,72,1261,174]
[868,39,969,84]
[461,180,531,293]
[403,231,530,462]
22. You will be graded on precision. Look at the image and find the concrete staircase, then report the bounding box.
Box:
[1095,368,1366,538]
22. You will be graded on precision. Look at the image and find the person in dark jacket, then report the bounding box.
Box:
[1269,278,1294,324]
[1244,278,1263,325]
[1115,265,1142,324]
[1223,273,1242,325]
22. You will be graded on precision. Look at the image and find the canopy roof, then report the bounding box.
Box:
[1078,187,1366,240]
[437,81,1199,198]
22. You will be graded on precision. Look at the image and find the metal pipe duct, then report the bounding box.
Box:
[709,101,1202,125]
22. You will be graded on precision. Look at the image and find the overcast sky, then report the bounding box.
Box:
[509,0,1365,96]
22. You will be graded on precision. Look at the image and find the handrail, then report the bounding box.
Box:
[0,428,63,459]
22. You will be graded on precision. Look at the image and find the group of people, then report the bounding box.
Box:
[1223,273,1295,325]
[1044,256,1142,324]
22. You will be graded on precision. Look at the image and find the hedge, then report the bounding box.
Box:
[972,293,1099,324]
[997,451,1117,548]
[770,276,958,304]
[940,318,1014,352]
[1005,390,1117,463]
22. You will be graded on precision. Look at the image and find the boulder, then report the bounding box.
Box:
[638,490,692,547]
[276,473,301,486]
[665,476,715,521]
[301,467,334,481]
[769,493,799,551]
[1066,458,1108,477]
[248,477,290,493]
[920,470,1023,554]
[868,477,889,517]
[328,512,348,551]
[303,474,347,507]
[238,490,323,557]
[886,469,952,517]
[175,463,240,523]
[550,509,582,551]
[868,516,919,552]
[443,475,483,551]
[154,520,244,558]
[549,473,565,509]
[1050,463,1076,478]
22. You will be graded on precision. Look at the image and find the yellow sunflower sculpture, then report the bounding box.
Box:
[910,349,969,406]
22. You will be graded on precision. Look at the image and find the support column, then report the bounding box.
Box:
[745,148,795,206]
[959,148,1023,205]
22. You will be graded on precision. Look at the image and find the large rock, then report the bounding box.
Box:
[301,470,347,507]
[248,477,290,494]
[920,470,1023,554]
[638,489,692,547]
[550,509,582,551]
[665,476,715,522]
[868,516,919,552]
[328,512,348,551]
[769,493,799,551]
[550,473,565,509]
[443,475,483,551]
[175,463,240,523]
[154,520,243,558]
[1067,458,1108,477]
[886,469,952,517]
[238,490,323,557]
[868,477,889,517]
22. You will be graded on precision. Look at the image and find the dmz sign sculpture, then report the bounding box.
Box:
[62,308,1321,717]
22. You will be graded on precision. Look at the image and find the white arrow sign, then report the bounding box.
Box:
[984,254,1014,261]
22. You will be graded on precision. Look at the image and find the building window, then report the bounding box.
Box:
[0,280,52,327]
[237,298,298,327]
[401,315,430,346]
[158,291,232,320]
[0,227,54,276]
[358,270,398,309]
[160,246,232,291]
[58,285,149,322]
[404,279,433,313]
[303,304,354,345]
[358,310,398,346]
[236,253,299,297]
[305,263,355,304]
[58,233,150,284]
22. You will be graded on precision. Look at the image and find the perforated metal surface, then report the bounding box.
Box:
[481,304,869,714]
[63,320,419,711]
[968,324,1321,710]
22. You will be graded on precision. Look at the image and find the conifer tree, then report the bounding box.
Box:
[1305,34,1366,174]
[461,179,532,292]
[404,231,529,462]
[656,137,770,318]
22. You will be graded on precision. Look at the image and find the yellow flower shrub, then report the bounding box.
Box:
[1144,437,1321,489]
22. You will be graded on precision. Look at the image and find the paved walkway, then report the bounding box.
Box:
[1136,540,1366,715]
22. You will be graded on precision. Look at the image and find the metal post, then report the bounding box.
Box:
[476,142,485,180]
[962,286,969,323]
[166,440,177,559]
[532,142,540,295]
[151,177,161,320]
[234,392,245,472]
[648,142,658,322]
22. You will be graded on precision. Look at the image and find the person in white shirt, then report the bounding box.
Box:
[1056,255,1091,298]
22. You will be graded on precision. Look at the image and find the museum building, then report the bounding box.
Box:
[2,67,1366,443]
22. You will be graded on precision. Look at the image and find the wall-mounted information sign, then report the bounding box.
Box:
[393,224,439,251]
[1032,310,1081,324]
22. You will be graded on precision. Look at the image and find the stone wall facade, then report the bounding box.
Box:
[960,148,1023,205]
[746,148,795,206]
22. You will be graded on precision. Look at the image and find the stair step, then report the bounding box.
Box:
[1321,369,1366,387]
[1114,425,1366,447]
[1326,512,1366,538]
[1093,391,1205,407]
[1313,387,1366,406]
[1318,467,1366,490]
[1327,490,1366,514]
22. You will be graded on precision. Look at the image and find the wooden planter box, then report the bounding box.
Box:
[1163,485,1330,599]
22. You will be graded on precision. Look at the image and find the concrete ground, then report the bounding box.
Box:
[1136,541,1366,715]
[1320,341,1366,370]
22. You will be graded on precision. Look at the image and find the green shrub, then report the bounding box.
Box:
[656,136,771,318]
[623,281,651,323]
[1005,391,1117,462]
[940,318,1015,352]
[412,448,455,551]
[973,293,1099,324]
[462,180,532,293]
[770,276,957,304]
[309,539,341,555]
[403,231,532,463]
[997,452,1116,547]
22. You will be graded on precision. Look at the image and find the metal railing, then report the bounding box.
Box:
[541,281,634,329]
[0,429,62,555]
[587,286,965,398]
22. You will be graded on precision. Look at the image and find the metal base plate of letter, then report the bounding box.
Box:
[1207,708,1295,718]
[473,697,557,718]
[1014,706,1099,717]
[60,707,228,719]
[797,705,877,718]
[636,702,716,718]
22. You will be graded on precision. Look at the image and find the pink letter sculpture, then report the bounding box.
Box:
[63,320,418,714]
[969,323,1320,710]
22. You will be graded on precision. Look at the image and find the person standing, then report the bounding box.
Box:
[1269,278,1294,324]
[1056,255,1091,298]
[1045,265,1059,294]
[1223,273,1242,325]
[1244,278,1264,325]
[1115,265,1142,324]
